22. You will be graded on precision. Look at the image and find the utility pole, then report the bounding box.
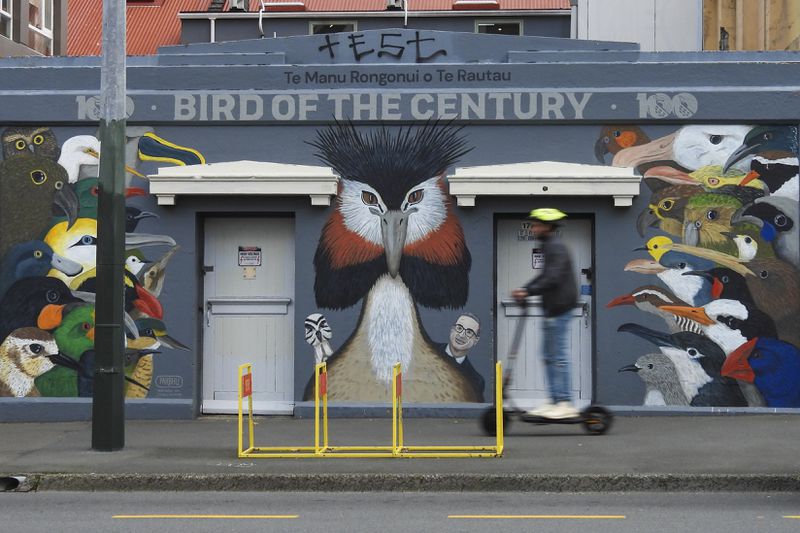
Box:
[93,0,127,451]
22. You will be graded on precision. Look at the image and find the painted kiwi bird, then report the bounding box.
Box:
[304,122,479,402]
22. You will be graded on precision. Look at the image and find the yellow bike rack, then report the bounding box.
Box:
[238,361,504,458]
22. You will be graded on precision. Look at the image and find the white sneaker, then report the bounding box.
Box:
[545,401,580,420]
[526,402,555,417]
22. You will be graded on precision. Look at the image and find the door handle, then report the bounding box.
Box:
[206,301,212,327]
[582,302,590,328]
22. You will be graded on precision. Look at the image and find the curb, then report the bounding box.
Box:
[27,473,800,492]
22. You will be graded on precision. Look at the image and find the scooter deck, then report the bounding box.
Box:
[519,413,584,424]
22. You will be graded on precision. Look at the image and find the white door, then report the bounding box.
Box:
[496,217,593,409]
[202,217,295,414]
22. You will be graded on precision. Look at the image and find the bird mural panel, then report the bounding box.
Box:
[0,125,194,399]
[304,122,480,402]
[604,122,800,408]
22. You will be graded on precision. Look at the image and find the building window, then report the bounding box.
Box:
[476,20,522,36]
[310,21,356,35]
[28,0,54,55]
[0,0,12,39]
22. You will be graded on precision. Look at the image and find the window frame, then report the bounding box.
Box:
[474,19,523,36]
[0,0,12,40]
[28,0,54,55]
[309,20,357,35]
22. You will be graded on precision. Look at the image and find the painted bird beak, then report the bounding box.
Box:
[612,131,677,169]
[50,251,83,277]
[617,322,678,348]
[380,210,410,278]
[618,364,640,373]
[47,352,83,373]
[624,258,666,274]
[158,334,190,351]
[659,304,716,326]
[723,142,759,173]
[125,233,177,249]
[53,183,80,230]
[606,294,635,308]
[721,338,757,383]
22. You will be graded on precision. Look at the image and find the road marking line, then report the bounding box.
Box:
[448,515,625,519]
[784,516,800,519]
[113,514,298,519]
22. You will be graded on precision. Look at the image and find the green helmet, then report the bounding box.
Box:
[528,208,567,222]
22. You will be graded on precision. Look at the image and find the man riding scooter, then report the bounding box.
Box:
[511,208,580,420]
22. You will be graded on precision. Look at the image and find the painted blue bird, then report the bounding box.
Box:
[0,240,83,299]
[722,337,800,408]
[733,196,799,269]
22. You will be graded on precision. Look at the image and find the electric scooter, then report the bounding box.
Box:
[480,301,613,436]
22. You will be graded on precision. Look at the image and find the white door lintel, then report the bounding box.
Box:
[148,160,339,206]
[448,161,641,207]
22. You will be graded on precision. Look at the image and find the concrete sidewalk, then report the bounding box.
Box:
[1,414,798,492]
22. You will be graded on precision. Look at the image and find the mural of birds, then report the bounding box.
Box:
[722,337,800,408]
[680,193,742,253]
[304,313,334,365]
[305,122,478,402]
[684,266,800,348]
[606,285,692,333]
[723,125,799,198]
[636,181,699,238]
[0,277,83,345]
[125,206,158,233]
[1,126,60,160]
[613,125,754,173]
[137,132,206,166]
[733,196,799,269]
[617,323,746,407]
[0,240,82,299]
[57,135,146,183]
[0,327,65,397]
[0,154,79,258]
[138,245,180,297]
[35,302,95,397]
[619,353,689,406]
[594,125,650,164]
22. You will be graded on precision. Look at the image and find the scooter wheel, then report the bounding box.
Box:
[581,405,613,435]
[480,408,510,436]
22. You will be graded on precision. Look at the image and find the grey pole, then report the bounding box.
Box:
[92,0,127,451]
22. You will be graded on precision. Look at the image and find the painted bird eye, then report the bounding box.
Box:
[54,181,64,190]
[687,348,698,357]
[15,139,25,150]
[744,236,752,244]
[30,170,47,185]
[33,134,45,145]
[647,363,654,370]
[612,130,621,138]
[761,132,773,141]
[91,186,99,196]
[678,262,686,269]
[721,275,729,283]
[759,270,769,279]
[45,290,59,303]
[602,136,610,144]
[79,235,97,246]
[361,191,379,206]
[33,250,43,259]
[29,344,43,355]
[407,189,424,205]
[706,210,718,220]
[82,322,91,331]
[709,135,723,145]
[707,178,719,186]
[774,214,788,227]
[660,199,674,211]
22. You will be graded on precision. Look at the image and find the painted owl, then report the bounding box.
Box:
[1,126,60,161]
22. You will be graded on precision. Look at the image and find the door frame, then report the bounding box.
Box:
[199,213,296,415]
[493,212,596,408]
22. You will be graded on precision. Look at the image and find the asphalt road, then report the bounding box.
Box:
[2,491,798,533]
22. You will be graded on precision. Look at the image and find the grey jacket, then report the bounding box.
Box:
[524,233,578,317]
